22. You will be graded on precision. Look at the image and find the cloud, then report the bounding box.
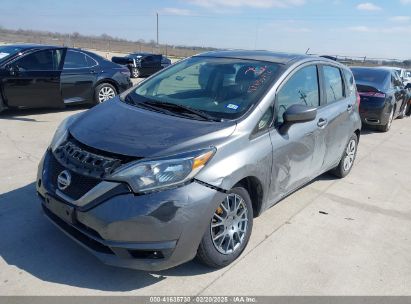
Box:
[161,7,193,16]
[346,25,411,33]
[184,0,305,9]
[356,2,382,11]
[400,0,411,4]
[347,26,373,32]
[389,16,411,22]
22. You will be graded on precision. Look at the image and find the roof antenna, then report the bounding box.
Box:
[305,48,310,55]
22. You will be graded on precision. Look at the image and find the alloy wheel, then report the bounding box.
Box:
[343,139,356,172]
[387,108,394,129]
[210,193,249,255]
[98,86,116,103]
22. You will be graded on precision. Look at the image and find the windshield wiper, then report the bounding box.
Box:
[143,100,221,122]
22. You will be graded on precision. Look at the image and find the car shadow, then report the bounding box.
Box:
[0,106,90,122]
[0,183,215,292]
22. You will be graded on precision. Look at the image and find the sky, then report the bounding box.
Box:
[1,0,411,59]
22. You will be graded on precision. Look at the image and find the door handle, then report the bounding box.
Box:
[317,118,328,128]
[347,104,353,112]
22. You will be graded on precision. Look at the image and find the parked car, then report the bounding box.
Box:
[37,50,361,271]
[350,66,408,131]
[112,52,171,78]
[0,44,132,113]
[380,66,411,86]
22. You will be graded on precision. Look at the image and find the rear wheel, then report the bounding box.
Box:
[378,106,394,132]
[131,68,140,78]
[196,187,253,268]
[331,133,358,178]
[94,83,117,104]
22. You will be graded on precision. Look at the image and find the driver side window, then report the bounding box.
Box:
[275,65,319,124]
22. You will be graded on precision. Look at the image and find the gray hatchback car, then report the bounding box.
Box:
[36,50,361,271]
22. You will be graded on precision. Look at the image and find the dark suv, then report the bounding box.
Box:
[112,53,171,78]
[37,50,361,271]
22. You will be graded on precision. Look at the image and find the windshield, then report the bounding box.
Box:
[351,68,389,85]
[0,46,24,63]
[125,56,282,120]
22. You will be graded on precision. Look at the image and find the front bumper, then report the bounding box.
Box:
[36,150,226,271]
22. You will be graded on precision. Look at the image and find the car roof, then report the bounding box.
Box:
[351,66,392,72]
[195,50,325,65]
[2,44,59,50]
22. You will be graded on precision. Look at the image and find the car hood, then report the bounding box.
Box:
[69,99,236,158]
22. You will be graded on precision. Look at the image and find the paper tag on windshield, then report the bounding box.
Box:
[0,53,9,59]
[226,104,239,110]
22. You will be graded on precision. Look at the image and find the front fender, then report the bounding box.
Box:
[195,132,273,205]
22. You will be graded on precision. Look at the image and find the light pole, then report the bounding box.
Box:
[156,12,159,46]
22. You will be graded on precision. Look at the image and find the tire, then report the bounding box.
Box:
[330,133,358,178]
[0,96,5,113]
[378,106,394,132]
[131,68,140,78]
[398,101,408,119]
[196,187,253,268]
[94,83,117,104]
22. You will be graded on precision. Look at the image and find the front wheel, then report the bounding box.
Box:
[398,102,408,119]
[94,83,117,104]
[331,133,358,178]
[196,187,253,268]
[131,68,140,78]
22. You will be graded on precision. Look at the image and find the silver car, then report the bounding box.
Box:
[37,50,361,271]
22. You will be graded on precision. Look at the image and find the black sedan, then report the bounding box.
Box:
[0,44,133,113]
[351,66,408,132]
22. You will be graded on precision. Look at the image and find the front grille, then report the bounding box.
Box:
[48,153,101,200]
[54,138,123,178]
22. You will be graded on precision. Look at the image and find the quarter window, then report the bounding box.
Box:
[276,65,319,124]
[63,50,95,69]
[343,69,355,95]
[323,66,344,103]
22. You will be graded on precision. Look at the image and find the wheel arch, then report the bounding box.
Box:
[233,176,264,217]
[94,78,120,94]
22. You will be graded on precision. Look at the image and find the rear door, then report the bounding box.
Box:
[317,64,353,171]
[2,48,64,108]
[61,49,99,104]
[268,64,325,203]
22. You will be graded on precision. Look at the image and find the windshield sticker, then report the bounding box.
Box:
[226,104,239,110]
[0,52,9,59]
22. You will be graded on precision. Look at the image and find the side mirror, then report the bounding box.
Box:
[283,104,317,123]
[279,104,317,134]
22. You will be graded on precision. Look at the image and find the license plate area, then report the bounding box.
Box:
[44,195,75,224]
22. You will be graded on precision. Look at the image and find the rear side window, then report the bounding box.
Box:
[323,65,344,103]
[276,65,319,124]
[14,49,62,71]
[63,50,94,69]
[343,69,355,96]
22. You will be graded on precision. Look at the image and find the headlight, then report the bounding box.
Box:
[50,113,82,151]
[111,148,216,193]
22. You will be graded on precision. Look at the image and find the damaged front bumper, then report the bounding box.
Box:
[36,150,226,271]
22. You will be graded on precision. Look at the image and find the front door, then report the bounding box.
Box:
[2,49,64,108]
[268,64,325,203]
[61,49,98,104]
